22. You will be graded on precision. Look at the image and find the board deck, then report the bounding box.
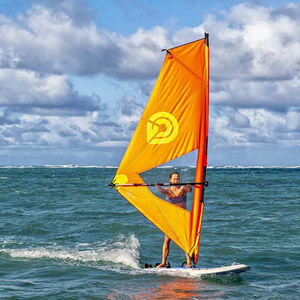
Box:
[144,264,250,277]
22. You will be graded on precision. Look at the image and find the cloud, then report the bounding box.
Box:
[203,3,300,152]
[1,1,299,85]
[119,95,144,122]
[172,3,300,111]
[0,0,299,165]
[36,0,96,26]
[0,112,100,148]
[211,77,300,110]
[0,108,20,125]
[0,3,168,79]
[0,96,138,150]
[0,4,118,75]
[0,69,100,116]
[210,107,300,148]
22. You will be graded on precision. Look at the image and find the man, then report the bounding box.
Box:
[156,172,192,268]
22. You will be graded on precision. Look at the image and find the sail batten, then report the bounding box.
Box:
[111,35,209,264]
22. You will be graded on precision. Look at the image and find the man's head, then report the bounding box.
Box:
[169,172,180,183]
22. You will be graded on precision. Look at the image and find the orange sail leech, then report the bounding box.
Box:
[111,35,209,264]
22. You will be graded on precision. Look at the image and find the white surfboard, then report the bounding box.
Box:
[145,264,250,277]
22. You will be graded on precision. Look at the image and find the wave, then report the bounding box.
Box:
[0,165,118,169]
[0,165,299,169]
[43,165,118,169]
[155,165,300,169]
[207,166,300,169]
[1,235,140,269]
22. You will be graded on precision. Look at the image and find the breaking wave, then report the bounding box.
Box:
[1,235,140,269]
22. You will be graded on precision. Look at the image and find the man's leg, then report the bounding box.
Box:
[156,235,170,268]
[185,253,191,267]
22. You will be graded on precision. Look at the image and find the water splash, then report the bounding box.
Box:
[1,234,140,269]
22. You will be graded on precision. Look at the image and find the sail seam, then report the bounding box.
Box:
[169,54,207,84]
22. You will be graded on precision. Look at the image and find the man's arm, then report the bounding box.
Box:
[185,184,192,193]
[156,184,168,195]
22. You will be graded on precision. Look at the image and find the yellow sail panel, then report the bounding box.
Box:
[116,174,192,253]
[113,37,209,257]
[116,39,207,176]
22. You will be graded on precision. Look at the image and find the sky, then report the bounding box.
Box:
[0,0,299,166]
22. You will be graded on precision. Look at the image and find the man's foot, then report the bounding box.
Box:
[156,263,166,268]
[181,261,191,268]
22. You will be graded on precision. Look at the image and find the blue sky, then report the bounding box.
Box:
[0,0,299,166]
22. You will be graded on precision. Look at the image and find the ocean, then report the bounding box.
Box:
[0,166,299,299]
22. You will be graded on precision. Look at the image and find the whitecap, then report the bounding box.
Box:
[1,234,140,269]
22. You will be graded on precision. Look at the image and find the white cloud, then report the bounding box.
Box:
[0,69,69,106]
[0,96,138,150]
[172,3,300,110]
[117,26,169,79]
[0,1,299,165]
[1,1,299,85]
[0,68,101,117]
[210,107,300,148]
[286,109,300,131]
[211,76,300,110]
[0,4,168,79]
[118,95,144,125]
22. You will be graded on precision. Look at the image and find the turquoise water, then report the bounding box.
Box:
[0,166,299,299]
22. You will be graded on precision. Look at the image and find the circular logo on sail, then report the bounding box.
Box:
[147,112,178,144]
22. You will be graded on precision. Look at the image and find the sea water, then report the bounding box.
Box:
[0,166,299,299]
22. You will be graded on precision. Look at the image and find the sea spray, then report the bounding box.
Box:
[1,234,140,269]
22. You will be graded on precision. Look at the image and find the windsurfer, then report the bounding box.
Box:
[155,172,192,268]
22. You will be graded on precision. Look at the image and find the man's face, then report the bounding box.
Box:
[170,174,180,184]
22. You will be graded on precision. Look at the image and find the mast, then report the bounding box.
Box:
[189,33,209,264]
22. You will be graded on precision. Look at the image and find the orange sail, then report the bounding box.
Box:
[111,34,209,264]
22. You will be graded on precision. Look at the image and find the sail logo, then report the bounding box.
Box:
[147,112,178,144]
[113,174,128,185]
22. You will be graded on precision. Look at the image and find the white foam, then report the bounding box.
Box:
[43,165,117,168]
[1,235,140,269]
[207,165,300,169]
[157,166,174,168]
[0,165,118,169]
[0,165,299,169]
